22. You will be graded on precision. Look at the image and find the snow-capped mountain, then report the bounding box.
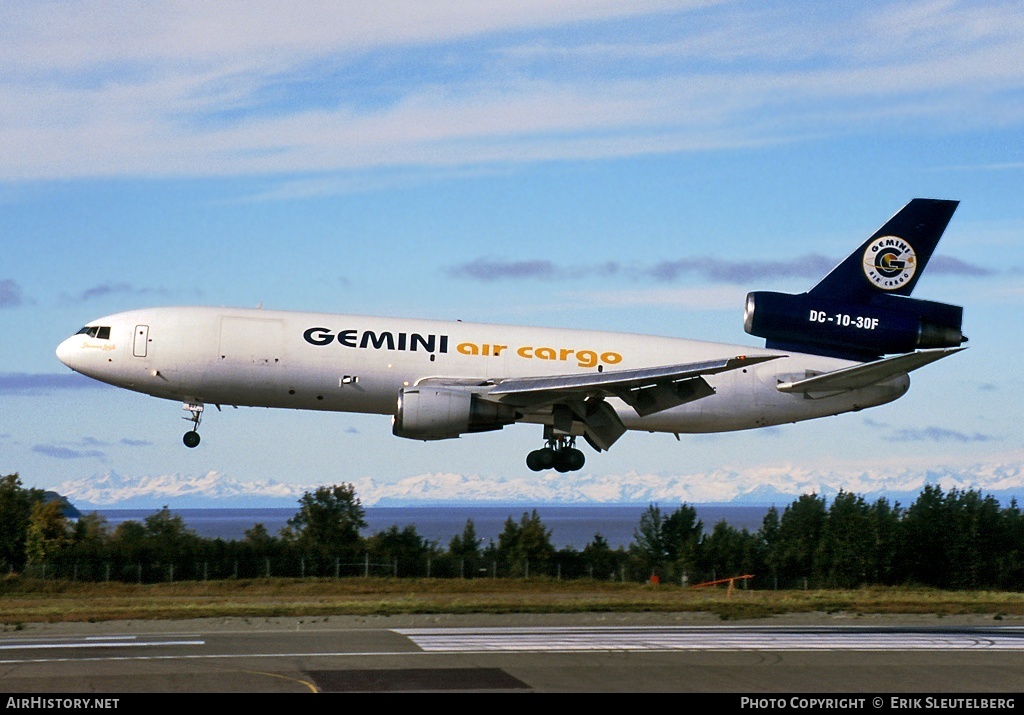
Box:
[55,471,308,508]
[53,460,1024,509]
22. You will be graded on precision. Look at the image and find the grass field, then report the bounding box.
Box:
[2,577,1023,624]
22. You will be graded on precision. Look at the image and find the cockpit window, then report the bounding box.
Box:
[76,326,111,340]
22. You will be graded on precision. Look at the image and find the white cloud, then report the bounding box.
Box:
[0,1,698,73]
[1,1,1022,180]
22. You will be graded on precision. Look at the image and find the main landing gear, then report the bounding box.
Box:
[182,402,204,448]
[526,435,586,473]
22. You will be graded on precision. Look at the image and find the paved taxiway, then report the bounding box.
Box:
[1,612,1022,692]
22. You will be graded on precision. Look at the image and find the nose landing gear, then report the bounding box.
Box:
[182,402,204,448]
[527,436,585,472]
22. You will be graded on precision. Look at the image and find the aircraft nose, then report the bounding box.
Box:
[56,337,78,370]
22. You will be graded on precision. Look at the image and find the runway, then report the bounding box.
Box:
[1,614,1022,692]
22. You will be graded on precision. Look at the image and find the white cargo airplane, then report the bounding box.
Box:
[57,199,966,472]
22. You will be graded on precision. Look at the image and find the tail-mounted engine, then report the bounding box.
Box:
[393,386,519,440]
[743,291,965,360]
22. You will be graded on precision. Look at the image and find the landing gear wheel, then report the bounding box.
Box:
[183,430,201,448]
[526,447,556,472]
[527,438,585,472]
[564,447,585,471]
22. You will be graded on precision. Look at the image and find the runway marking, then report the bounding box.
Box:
[0,651,420,665]
[394,626,1024,653]
[0,635,205,651]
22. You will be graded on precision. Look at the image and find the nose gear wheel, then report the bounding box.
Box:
[182,402,204,448]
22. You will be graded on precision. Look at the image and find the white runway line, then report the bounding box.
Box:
[394,627,1024,653]
[0,635,204,651]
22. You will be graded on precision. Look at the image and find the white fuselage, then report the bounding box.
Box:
[55,306,909,437]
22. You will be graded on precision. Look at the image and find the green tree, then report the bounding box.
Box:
[759,506,782,588]
[997,500,1024,589]
[0,473,46,571]
[631,504,702,581]
[815,491,871,588]
[699,521,758,584]
[582,533,619,580]
[448,519,480,558]
[631,505,669,574]
[664,504,703,575]
[448,519,482,577]
[72,512,110,550]
[865,497,903,585]
[901,484,950,586]
[25,500,72,565]
[143,506,198,563]
[109,519,147,578]
[111,520,146,549]
[497,510,554,576]
[776,493,827,586]
[901,486,1012,589]
[366,524,434,576]
[282,484,366,558]
[943,489,1006,589]
[243,523,277,550]
[64,512,111,580]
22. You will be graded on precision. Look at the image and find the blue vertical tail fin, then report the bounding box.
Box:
[808,198,959,301]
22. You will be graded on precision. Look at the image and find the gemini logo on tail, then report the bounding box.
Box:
[863,235,917,290]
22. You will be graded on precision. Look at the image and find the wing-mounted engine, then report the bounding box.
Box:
[392,387,519,440]
[743,291,965,360]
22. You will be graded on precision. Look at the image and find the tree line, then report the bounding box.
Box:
[2,472,1023,589]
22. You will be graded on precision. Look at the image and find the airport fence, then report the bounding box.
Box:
[14,552,663,584]
[18,557,986,590]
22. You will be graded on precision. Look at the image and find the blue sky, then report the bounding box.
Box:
[2,1,1023,504]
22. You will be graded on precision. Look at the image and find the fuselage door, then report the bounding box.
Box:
[133,325,150,358]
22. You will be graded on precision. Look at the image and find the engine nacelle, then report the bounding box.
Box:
[744,291,965,359]
[392,387,519,440]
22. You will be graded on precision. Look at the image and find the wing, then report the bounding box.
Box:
[489,354,781,415]
[420,354,782,452]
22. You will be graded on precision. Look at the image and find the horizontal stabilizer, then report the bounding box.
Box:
[776,347,964,394]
